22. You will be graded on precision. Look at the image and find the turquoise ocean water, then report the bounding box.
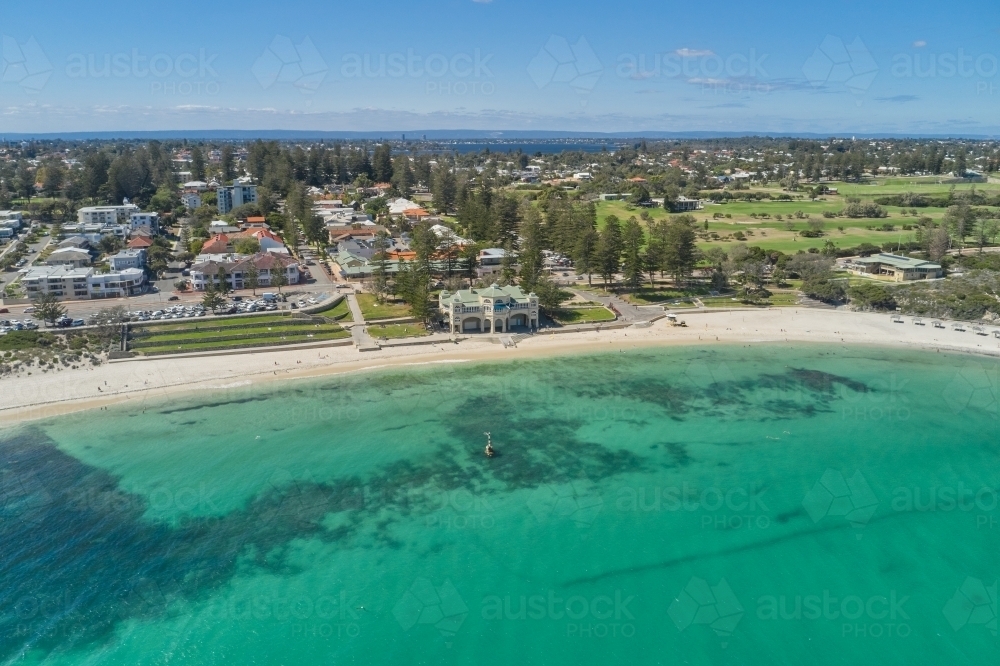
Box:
[1,344,998,664]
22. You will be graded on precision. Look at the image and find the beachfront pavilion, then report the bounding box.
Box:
[438,284,539,333]
[842,253,942,282]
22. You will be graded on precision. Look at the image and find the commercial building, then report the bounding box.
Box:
[88,268,146,298]
[841,253,943,282]
[438,284,539,334]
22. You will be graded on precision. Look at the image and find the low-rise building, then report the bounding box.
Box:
[477,248,508,276]
[840,253,942,282]
[21,265,93,299]
[43,247,92,268]
[88,268,146,298]
[109,248,146,271]
[671,196,703,212]
[77,204,139,225]
[189,253,300,291]
[129,212,159,234]
[438,284,539,334]
[181,192,202,210]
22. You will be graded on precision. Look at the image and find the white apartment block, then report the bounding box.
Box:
[217,183,257,214]
[21,266,93,299]
[129,212,159,233]
[77,204,140,225]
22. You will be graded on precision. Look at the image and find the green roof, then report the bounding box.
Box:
[855,253,940,270]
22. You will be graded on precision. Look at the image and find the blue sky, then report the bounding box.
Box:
[1,0,998,134]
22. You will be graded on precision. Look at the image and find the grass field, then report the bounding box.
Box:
[592,177,1000,255]
[550,306,616,325]
[356,294,411,320]
[369,323,428,339]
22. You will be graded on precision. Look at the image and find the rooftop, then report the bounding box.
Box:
[853,253,941,269]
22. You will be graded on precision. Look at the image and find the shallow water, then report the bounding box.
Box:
[1,344,998,664]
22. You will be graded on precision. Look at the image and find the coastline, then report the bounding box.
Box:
[2,308,998,425]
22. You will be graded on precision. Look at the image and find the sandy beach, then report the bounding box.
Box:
[2,308,998,424]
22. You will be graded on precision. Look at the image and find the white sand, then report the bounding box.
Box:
[2,308,997,424]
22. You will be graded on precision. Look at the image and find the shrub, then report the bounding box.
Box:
[848,282,897,311]
[801,277,846,303]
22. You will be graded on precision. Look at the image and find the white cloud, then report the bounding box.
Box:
[912,40,927,48]
[675,48,715,58]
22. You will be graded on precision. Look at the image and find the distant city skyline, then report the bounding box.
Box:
[0,0,998,134]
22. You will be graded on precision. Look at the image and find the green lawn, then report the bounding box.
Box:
[142,314,291,332]
[132,322,333,345]
[590,177,1000,255]
[369,323,428,339]
[137,329,350,355]
[312,298,352,321]
[356,293,411,320]
[550,306,616,325]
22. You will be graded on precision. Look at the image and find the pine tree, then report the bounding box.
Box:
[621,216,645,289]
[597,215,623,288]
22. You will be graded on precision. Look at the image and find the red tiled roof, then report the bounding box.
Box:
[127,237,153,248]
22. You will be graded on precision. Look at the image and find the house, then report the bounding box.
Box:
[58,235,92,250]
[402,207,431,223]
[209,220,240,234]
[388,198,421,215]
[241,216,268,228]
[189,253,300,291]
[109,249,146,271]
[127,236,154,250]
[182,180,208,191]
[840,253,942,282]
[201,233,230,254]
[671,196,703,212]
[88,268,146,298]
[230,228,284,251]
[599,193,624,201]
[43,247,92,268]
[438,284,539,334]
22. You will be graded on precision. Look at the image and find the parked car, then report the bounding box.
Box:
[0,308,6,313]
[71,319,85,327]
[168,295,180,301]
